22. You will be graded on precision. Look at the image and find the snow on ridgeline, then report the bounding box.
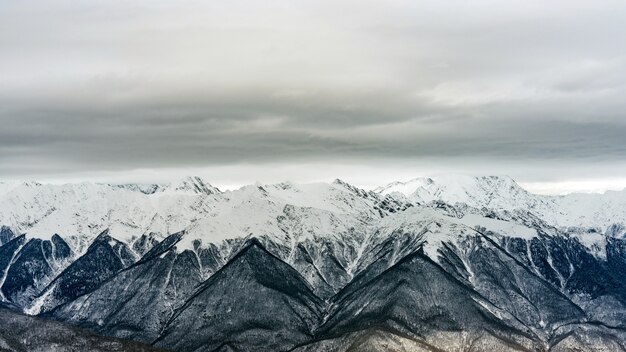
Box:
[373,175,537,209]
[114,176,221,195]
[0,176,222,249]
[373,175,626,235]
[0,176,397,252]
[2,174,626,255]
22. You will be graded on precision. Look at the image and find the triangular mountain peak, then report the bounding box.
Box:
[310,248,540,351]
[155,236,324,352]
[92,229,111,241]
[332,178,376,198]
[164,176,221,195]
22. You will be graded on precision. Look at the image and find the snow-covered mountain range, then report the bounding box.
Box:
[375,175,626,232]
[2,175,626,351]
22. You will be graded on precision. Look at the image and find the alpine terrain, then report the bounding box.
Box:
[2,175,626,351]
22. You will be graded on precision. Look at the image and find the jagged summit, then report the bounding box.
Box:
[374,175,541,210]
[375,175,522,198]
[115,176,220,195]
[114,183,161,195]
[371,175,626,232]
[331,178,351,186]
[162,176,221,195]
[332,178,367,192]
[3,175,626,351]
[2,174,626,255]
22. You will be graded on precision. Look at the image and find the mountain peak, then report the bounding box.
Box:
[156,236,323,352]
[374,175,529,210]
[240,237,266,251]
[228,238,282,268]
[114,176,220,195]
[93,229,111,240]
[332,178,358,189]
[332,178,372,196]
[164,176,221,195]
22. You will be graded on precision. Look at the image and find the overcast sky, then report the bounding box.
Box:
[1,0,626,193]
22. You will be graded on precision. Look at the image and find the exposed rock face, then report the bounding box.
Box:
[155,239,324,352]
[298,248,541,352]
[28,230,137,314]
[0,307,165,352]
[1,235,73,307]
[2,176,626,351]
[0,226,15,246]
[48,232,203,344]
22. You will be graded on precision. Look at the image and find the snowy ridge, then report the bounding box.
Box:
[3,175,626,351]
[375,175,626,232]
[114,176,221,195]
[370,206,538,261]
[0,176,225,251]
[375,175,543,209]
[1,175,626,255]
[0,177,397,254]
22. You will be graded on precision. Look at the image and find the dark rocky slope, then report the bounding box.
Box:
[155,239,325,352]
[0,307,166,352]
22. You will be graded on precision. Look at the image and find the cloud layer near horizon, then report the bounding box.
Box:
[1,0,625,190]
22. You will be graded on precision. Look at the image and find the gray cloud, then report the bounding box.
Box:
[1,0,626,191]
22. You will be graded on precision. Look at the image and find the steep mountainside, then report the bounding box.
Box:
[0,235,73,307]
[296,249,541,352]
[0,177,408,252]
[27,230,138,314]
[0,307,164,352]
[2,176,626,351]
[155,239,324,352]
[375,175,626,232]
[48,231,203,344]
